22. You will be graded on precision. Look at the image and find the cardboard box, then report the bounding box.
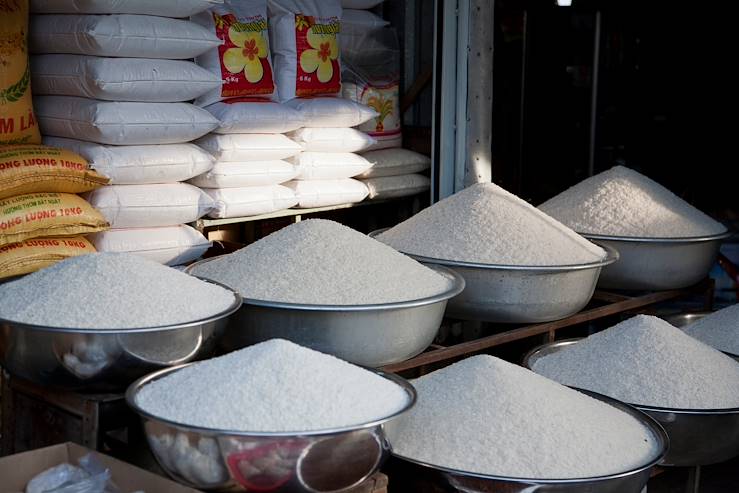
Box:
[0,442,201,493]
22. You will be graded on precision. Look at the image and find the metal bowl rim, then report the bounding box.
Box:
[0,278,242,334]
[187,258,465,312]
[126,362,417,437]
[580,230,732,244]
[369,228,620,272]
[390,387,668,484]
[524,338,739,414]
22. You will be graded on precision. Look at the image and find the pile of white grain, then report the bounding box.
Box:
[135,339,410,432]
[0,253,235,328]
[532,315,739,409]
[388,355,660,479]
[539,166,727,238]
[376,182,606,266]
[683,304,739,356]
[189,219,453,305]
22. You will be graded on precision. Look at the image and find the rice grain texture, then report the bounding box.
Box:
[532,315,739,409]
[376,182,606,266]
[539,166,726,238]
[683,304,739,356]
[388,355,659,479]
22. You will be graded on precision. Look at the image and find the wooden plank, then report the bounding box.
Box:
[381,283,706,373]
[591,290,633,303]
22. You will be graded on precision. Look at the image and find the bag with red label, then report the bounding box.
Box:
[268,0,342,102]
[193,0,276,107]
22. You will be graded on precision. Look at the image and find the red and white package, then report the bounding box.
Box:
[268,0,342,102]
[193,0,275,106]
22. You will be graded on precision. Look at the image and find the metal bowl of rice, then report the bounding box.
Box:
[385,388,667,493]
[186,257,465,367]
[524,339,739,466]
[127,364,416,492]
[0,281,241,393]
[580,231,731,291]
[369,228,618,323]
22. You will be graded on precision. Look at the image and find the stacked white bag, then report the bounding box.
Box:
[29,0,224,266]
[268,0,378,208]
[188,0,302,219]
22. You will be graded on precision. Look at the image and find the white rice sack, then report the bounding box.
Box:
[291,152,373,180]
[285,97,377,127]
[35,96,219,145]
[342,80,401,150]
[340,0,382,8]
[31,55,222,102]
[361,173,430,199]
[342,9,388,29]
[196,134,302,162]
[84,184,214,228]
[30,0,224,17]
[189,161,298,188]
[43,137,215,185]
[356,148,430,178]
[29,14,221,59]
[192,0,275,107]
[288,128,375,152]
[268,0,342,102]
[205,100,304,134]
[89,225,211,266]
[285,178,368,208]
[204,185,297,218]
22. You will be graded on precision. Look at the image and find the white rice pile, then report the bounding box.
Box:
[683,304,739,356]
[136,339,410,432]
[539,166,727,238]
[532,315,739,409]
[0,253,234,328]
[376,182,606,266]
[388,355,660,479]
[190,219,453,304]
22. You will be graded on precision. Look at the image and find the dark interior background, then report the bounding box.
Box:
[490,0,732,220]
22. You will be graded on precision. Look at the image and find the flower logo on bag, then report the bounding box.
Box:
[299,28,339,84]
[223,27,269,83]
[212,12,274,97]
[367,94,394,133]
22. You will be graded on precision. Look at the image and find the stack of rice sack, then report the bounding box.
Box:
[1,1,108,279]
[189,0,305,219]
[338,2,430,200]
[268,0,378,208]
[28,0,222,266]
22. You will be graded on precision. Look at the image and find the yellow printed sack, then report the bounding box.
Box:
[0,0,40,146]
[0,236,94,280]
[0,192,109,246]
[0,144,109,200]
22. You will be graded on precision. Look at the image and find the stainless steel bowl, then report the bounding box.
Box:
[186,258,465,367]
[0,282,241,393]
[664,311,739,362]
[369,229,618,323]
[126,364,416,492]
[523,339,739,467]
[581,231,731,291]
[386,389,668,492]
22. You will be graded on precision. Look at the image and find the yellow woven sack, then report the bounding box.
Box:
[0,236,95,280]
[0,192,109,246]
[0,144,109,200]
[0,0,40,146]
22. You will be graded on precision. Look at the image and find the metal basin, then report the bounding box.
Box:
[0,282,241,393]
[369,229,618,323]
[126,364,416,492]
[581,231,731,291]
[385,389,667,492]
[663,311,739,362]
[524,339,739,466]
[186,258,465,367]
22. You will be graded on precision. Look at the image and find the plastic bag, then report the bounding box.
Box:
[341,28,401,150]
[25,453,134,493]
